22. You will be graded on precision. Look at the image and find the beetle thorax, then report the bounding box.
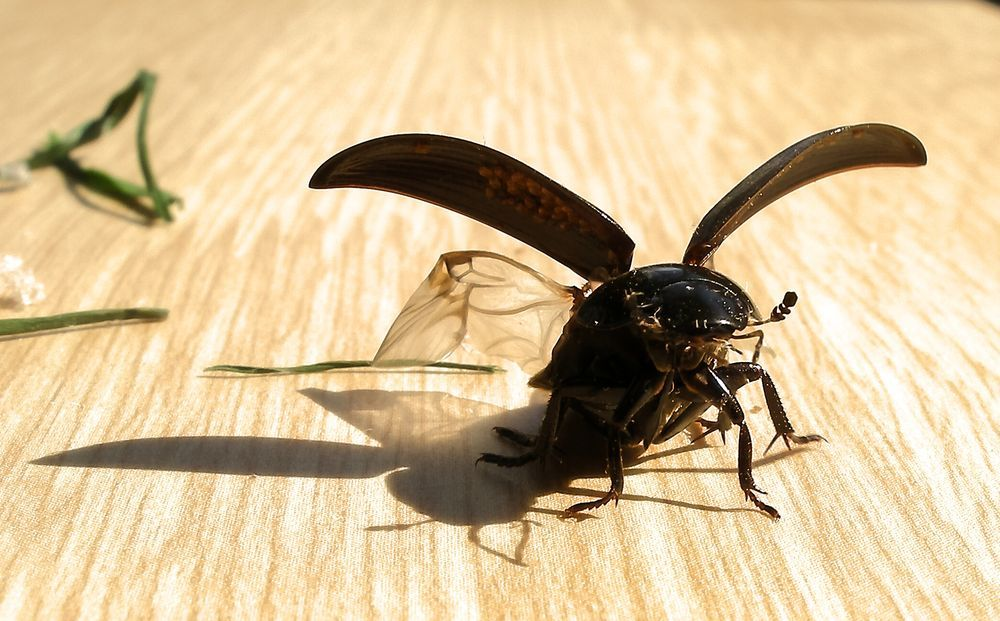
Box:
[617,267,752,372]
[573,263,755,372]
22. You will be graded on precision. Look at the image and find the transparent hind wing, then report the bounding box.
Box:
[372,251,577,375]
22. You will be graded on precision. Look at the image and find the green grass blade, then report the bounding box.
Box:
[20,69,181,221]
[55,159,159,220]
[204,360,504,375]
[26,74,144,169]
[0,308,168,337]
[134,70,180,221]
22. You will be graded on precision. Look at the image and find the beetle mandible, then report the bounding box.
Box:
[310,124,926,518]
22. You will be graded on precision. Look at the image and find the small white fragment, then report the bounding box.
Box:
[0,161,31,190]
[0,255,46,309]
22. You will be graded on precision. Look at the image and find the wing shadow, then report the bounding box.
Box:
[31,435,390,478]
[30,389,564,528]
[297,388,560,527]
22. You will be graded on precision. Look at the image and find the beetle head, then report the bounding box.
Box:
[576,264,753,371]
[579,264,753,337]
[648,279,751,337]
[633,277,752,371]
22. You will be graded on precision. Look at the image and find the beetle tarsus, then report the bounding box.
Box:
[493,426,536,448]
[476,451,538,468]
[565,433,624,513]
[764,431,828,455]
[744,488,781,520]
[737,421,780,519]
[565,489,619,513]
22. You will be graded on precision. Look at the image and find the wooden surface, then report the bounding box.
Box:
[1,1,998,618]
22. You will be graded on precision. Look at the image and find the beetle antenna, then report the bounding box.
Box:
[733,291,796,362]
[769,291,797,322]
[751,291,797,326]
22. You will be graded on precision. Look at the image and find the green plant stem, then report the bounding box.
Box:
[54,159,159,220]
[0,308,168,336]
[21,69,180,221]
[204,360,504,375]
[133,71,174,221]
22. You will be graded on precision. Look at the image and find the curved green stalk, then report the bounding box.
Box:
[0,307,167,336]
[204,360,504,375]
[19,69,180,221]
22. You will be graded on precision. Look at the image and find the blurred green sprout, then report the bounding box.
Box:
[2,69,180,222]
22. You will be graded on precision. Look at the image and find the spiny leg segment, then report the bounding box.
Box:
[476,390,566,468]
[721,362,827,453]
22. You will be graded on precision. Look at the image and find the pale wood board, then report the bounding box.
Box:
[1,0,997,619]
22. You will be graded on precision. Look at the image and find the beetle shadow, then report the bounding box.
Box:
[30,388,808,564]
[29,388,568,565]
[297,389,808,521]
[298,387,559,527]
[27,390,556,531]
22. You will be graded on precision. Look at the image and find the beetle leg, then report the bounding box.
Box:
[492,426,536,448]
[612,375,667,428]
[639,381,683,447]
[655,400,711,444]
[562,375,663,512]
[477,390,568,468]
[682,366,780,518]
[719,362,827,454]
[691,412,732,444]
[677,366,755,444]
[481,376,664,509]
[731,330,765,363]
[565,431,624,513]
[737,418,780,519]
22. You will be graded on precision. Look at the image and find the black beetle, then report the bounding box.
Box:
[310,124,926,518]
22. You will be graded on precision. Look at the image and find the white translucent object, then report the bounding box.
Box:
[373,251,576,375]
[0,255,46,309]
[0,160,31,190]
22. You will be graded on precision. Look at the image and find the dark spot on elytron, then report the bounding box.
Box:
[478,164,591,232]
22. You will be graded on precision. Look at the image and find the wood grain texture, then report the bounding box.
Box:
[1,0,997,619]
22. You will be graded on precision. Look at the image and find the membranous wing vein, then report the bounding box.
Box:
[373,251,577,375]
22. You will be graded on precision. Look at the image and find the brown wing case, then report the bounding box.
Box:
[310,134,635,281]
[683,124,927,266]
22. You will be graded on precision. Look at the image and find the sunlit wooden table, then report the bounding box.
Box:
[1,1,997,618]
